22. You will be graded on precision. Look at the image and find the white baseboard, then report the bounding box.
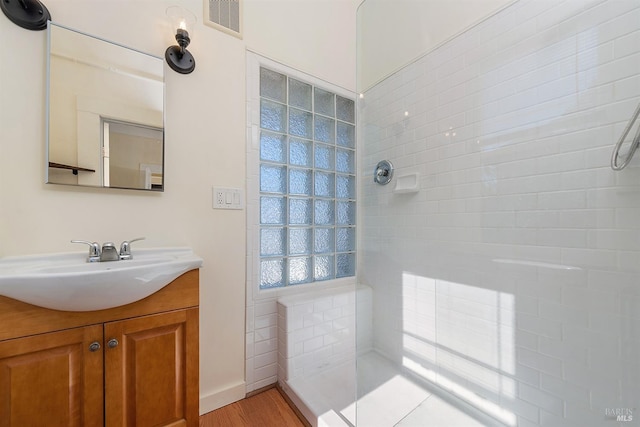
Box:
[199,381,246,415]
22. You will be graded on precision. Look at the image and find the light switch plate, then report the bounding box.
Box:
[212,187,244,210]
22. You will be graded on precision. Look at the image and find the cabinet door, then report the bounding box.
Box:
[0,325,103,427]
[104,308,199,427]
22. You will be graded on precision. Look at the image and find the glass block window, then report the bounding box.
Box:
[259,67,356,289]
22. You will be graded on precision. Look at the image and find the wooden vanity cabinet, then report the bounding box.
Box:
[0,324,103,427]
[0,269,199,427]
[105,308,198,427]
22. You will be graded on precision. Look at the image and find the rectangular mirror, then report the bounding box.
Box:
[46,23,165,191]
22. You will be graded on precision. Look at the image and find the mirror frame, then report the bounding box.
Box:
[46,22,165,191]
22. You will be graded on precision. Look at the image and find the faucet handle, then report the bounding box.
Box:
[71,240,101,262]
[119,237,145,260]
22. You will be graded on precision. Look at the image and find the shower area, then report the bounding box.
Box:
[278,0,640,427]
[271,0,640,426]
[352,0,640,425]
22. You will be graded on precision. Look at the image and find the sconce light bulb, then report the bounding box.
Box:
[165,5,196,74]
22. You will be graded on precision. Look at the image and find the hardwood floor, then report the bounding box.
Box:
[199,387,308,427]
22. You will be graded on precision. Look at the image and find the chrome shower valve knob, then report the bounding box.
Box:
[374,160,394,185]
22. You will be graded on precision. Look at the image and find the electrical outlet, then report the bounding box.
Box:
[212,187,244,210]
[215,189,225,206]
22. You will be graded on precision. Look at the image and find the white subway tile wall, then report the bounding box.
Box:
[277,285,372,383]
[360,0,640,426]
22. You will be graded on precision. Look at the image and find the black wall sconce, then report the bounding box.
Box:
[165,6,196,74]
[1,0,51,30]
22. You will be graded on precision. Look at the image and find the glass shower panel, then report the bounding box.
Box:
[357,1,640,426]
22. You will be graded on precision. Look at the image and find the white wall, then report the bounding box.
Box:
[360,0,640,425]
[245,0,358,91]
[0,0,357,414]
[357,0,514,91]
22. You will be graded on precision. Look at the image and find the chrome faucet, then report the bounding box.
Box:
[71,237,145,262]
[119,237,145,260]
[100,242,119,262]
[71,240,101,262]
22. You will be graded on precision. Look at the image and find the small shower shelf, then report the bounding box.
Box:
[393,173,420,193]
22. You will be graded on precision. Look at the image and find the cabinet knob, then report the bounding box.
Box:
[107,338,119,348]
[89,341,101,352]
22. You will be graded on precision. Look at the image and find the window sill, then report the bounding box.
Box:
[254,276,357,301]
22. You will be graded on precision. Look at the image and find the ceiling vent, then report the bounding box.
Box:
[205,0,242,38]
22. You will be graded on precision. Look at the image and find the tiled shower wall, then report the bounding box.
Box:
[359,1,640,426]
[277,285,371,383]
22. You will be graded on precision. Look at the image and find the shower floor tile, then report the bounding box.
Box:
[282,351,504,426]
[357,352,504,427]
[355,352,431,426]
[355,373,431,426]
[396,393,486,427]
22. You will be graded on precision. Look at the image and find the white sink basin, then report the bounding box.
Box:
[0,247,203,311]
